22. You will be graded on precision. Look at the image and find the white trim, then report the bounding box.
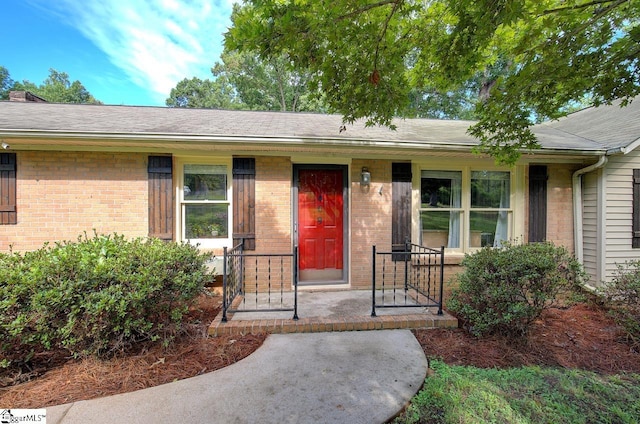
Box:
[413,163,518,253]
[572,155,607,270]
[290,155,352,165]
[513,165,526,242]
[597,167,607,284]
[174,155,233,250]
[0,129,612,159]
[607,136,640,155]
[411,163,421,251]
[292,163,350,286]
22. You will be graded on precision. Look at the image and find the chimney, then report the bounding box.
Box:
[9,91,48,102]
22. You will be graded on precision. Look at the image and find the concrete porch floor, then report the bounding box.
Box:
[209,289,458,336]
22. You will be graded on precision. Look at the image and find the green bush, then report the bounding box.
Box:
[447,241,583,337]
[0,233,211,367]
[599,261,640,351]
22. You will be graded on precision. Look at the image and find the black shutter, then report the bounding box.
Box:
[0,153,17,225]
[529,165,548,243]
[392,163,412,253]
[148,156,173,241]
[633,169,640,248]
[233,158,256,250]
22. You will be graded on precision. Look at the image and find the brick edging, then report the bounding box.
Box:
[209,311,458,336]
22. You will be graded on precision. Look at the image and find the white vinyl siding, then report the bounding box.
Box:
[582,172,599,282]
[602,151,640,281]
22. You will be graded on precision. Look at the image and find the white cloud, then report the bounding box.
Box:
[28,0,233,103]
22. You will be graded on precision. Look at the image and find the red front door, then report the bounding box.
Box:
[298,169,344,282]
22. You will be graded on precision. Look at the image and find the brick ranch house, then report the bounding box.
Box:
[0,94,638,289]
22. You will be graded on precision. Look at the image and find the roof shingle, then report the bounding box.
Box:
[0,97,637,154]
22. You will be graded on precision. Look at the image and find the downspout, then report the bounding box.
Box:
[572,155,607,266]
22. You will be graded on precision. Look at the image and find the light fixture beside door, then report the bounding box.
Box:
[360,167,371,188]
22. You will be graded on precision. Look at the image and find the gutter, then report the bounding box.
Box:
[606,136,640,156]
[0,129,613,158]
[0,129,481,153]
[572,155,607,278]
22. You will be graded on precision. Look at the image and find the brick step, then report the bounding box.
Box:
[209,312,458,337]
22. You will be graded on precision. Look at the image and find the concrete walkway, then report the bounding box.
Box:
[47,330,428,424]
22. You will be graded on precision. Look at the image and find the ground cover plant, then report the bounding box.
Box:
[1,237,639,421]
[599,260,640,351]
[448,241,583,337]
[0,292,265,406]
[0,233,211,370]
[395,360,640,424]
[396,301,640,423]
[393,242,640,423]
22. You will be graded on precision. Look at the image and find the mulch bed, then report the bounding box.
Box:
[2,298,639,409]
[414,303,640,374]
[0,293,266,408]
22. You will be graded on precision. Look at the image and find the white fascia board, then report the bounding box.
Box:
[608,136,640,155]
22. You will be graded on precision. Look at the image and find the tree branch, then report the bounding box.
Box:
[526,0,629,56]
[337,0,399,21]
[374,0,403,69]
[562,0,629,41]
[541,0,628,16]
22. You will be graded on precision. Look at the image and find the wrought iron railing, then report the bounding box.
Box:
[371,241,444,317]
[222,242,298,322]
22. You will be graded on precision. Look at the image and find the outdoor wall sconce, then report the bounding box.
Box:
[360,167,371,187]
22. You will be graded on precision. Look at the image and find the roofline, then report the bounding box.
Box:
[606,136,640,155]
[0,100,480,124]
[0,129,478,152]
[0,129,611,158]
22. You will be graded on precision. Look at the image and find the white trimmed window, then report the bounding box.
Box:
[419,168,512,251]
[179,161,232,248]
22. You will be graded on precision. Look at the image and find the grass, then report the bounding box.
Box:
[394,360,640,424]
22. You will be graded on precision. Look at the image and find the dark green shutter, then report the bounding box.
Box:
[392,163,412,253]
[233,158,256,250]
[148,156,173,241]
[529,165,548,243]
[0,153,17,225]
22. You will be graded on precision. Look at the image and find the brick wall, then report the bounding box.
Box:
[254,156,292,254]
[546,164,576,253]
[351,159,393,289]
[0,151,148,252]
[245,156,294,290]
[250,157,395,290]
[9,91,48,102]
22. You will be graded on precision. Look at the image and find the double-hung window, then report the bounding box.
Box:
[420,168,512,251]
[470,170,511,248]
[181,162,231,247]
[420,171,463,249]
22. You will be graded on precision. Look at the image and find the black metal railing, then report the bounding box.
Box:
[371,241,444,317]
[222,242,298,322]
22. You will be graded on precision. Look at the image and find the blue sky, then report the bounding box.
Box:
[2,0,235,106]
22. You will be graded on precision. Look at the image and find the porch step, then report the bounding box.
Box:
[209,311,458,337]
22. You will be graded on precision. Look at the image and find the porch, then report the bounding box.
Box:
[208,242,458,336]
[208,289,458,336]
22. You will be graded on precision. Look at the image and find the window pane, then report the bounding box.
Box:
[470,211,509,247]
[471,171,510,208]
[421,211,461,248]
[185,204,228,239]
[421,171,462,208]
[184,165,227,200]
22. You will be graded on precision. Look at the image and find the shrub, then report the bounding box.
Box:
[447,241,583,337]
[0,233,211,367]
[599,261,640,351]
